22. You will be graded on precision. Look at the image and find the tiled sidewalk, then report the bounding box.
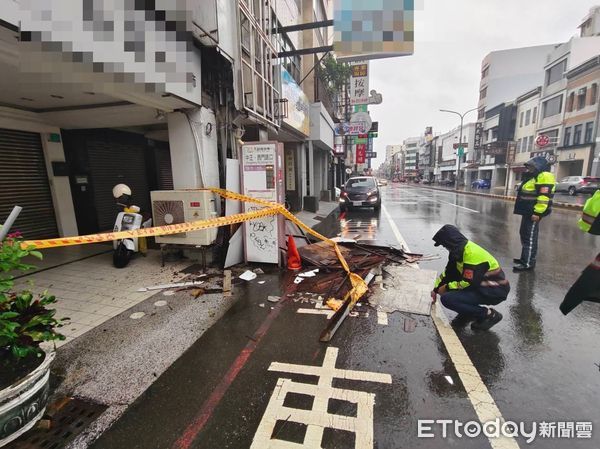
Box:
[13,250,190,346]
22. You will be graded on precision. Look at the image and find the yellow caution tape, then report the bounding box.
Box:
[22,187,367,305]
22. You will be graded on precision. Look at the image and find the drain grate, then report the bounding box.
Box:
[13,397,107,449]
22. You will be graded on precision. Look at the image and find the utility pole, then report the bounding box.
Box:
[440,108,478,190]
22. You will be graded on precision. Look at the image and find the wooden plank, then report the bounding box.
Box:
[223,270,232,297]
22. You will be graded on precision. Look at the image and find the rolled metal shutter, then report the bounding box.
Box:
[87,140,150,231]
[0,128,59,239]
[155,146,174,190]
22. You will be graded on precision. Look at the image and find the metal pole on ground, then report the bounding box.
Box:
[0,206,23,241]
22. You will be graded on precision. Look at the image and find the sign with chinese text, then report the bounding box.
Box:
[366,152,377,159]
[350,62,369,105]
[356,144,366,164]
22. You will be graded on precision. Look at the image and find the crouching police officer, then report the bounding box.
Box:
[560,190,600,314]
[513,156,556,271]
[431,225,510,330]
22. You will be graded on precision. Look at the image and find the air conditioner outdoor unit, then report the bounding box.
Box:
[151,190,218,246]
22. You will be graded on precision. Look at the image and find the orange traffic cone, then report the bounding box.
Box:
[287,235,302,271]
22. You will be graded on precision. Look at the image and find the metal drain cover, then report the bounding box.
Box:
[13,397,106,449]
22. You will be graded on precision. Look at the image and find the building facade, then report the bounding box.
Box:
[507,87,542,191]
[558,56,600,179]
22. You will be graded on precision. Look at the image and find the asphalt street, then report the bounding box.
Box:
[89,185,600,449]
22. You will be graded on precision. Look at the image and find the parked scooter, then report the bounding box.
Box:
[112,184,151,268]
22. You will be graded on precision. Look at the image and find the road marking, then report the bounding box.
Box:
[380,205,409,251]
[381,207,519,449]
[297,308,335,318]
[377,311,389,325]
[251,347,391,449]
[435,198,480,213]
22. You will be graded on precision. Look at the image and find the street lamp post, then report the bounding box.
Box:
[440,108,478,190]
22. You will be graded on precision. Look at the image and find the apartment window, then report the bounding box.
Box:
[532,107,537,123]
[563,127,571,146]
[585,122,594,143]
[479,87,487,100]
[527,136,534,151]
[517,138,522,152]
[591,83,598,105]
[573,124,582,145]
[481,66,489,78]
[519,112,524,127]
[577,87,587,110]
[525,109,531,126]
[542,95,563,118]
[546,60,566,86]
[478,108,485,120]
[567,92,575,112]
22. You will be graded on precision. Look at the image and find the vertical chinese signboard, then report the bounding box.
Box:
[350,62,369,105]
[241,142,285,264]
[356,144,366,164]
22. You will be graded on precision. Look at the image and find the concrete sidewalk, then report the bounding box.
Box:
[14,250,190,346]
[293,200,339,228]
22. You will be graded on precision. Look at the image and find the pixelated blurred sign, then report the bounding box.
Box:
[334,112,372,136]
[334,0,415,61]
[350,62,369,105]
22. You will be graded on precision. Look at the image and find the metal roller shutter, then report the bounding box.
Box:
[87,140,150,231]
[155,146,174,190]
[0,128,59,239]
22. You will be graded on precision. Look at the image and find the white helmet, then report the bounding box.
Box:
[112,184,132,199]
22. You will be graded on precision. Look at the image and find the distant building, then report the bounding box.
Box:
[508,87,542,191]
[402,137,420,180]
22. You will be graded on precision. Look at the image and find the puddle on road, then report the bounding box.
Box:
[338,212,380,240]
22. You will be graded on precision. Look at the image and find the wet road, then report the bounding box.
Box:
[91,185,600,449]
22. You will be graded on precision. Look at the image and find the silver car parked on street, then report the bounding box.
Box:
[555,176,600,196]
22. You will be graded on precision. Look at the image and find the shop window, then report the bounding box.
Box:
[585,122,594,143]
[573,124,582,145]
[563,127,571,147]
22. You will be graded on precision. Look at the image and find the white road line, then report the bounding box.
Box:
[297,308,334,318]
[435,198,480,213]
[377,311,388,325]
[381,206,520,449]
[380,205,409,251]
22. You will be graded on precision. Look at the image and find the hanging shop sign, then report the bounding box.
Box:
[350,62,369,105]
[334,1,414,61]
[356,144,366,164]
[280,67,310,136]
[334,112,373,136]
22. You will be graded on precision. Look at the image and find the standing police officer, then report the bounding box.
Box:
[513,156,556,271]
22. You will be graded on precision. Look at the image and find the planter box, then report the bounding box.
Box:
[0,351,55,447]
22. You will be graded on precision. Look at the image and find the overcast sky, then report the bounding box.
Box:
[370,0,598,168]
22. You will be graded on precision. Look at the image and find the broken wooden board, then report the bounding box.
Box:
[369,265,437,316]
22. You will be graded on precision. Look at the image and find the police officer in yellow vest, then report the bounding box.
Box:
[431,225,510,330]
[560,190,600,314]
[513,156,556,271]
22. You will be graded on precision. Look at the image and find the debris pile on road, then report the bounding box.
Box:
[286,238,434,341]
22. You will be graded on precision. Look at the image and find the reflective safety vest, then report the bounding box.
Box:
[434,241,510,295]
[579,190,600,235]
[514,171,556,217]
